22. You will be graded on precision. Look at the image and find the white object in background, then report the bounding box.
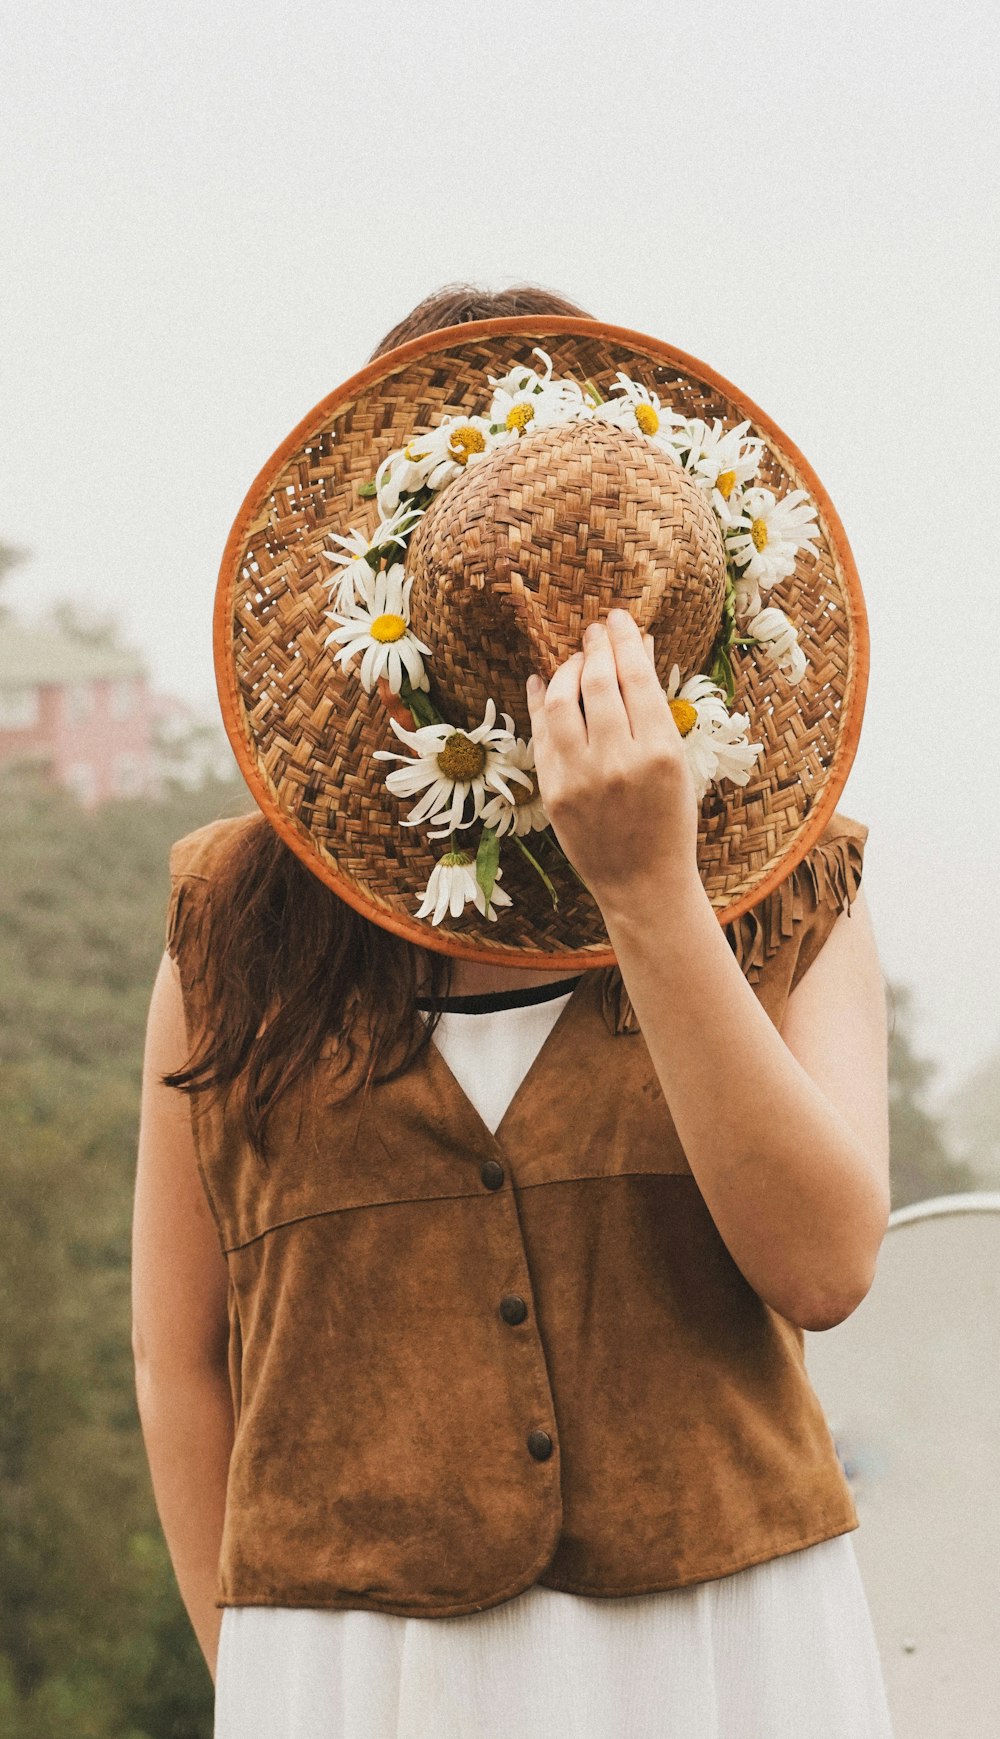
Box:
[804,1192,1000,1739]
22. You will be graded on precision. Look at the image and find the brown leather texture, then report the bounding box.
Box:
[165,809,868,1617]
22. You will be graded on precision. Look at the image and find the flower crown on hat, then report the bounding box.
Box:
[320,349,820,928]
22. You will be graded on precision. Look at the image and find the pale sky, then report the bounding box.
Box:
[2,0,997,1101]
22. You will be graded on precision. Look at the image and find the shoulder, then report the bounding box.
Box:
[164,809,264,974]
[602,807,869,1033]
[814,807,868,856]
[766,804,868,910]
[168,810,262,885]
[724,804,869,991]
[794,807,868,914]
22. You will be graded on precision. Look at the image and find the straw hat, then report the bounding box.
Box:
[214,315,868,969]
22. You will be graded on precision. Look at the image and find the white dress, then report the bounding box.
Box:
[214,978,895,1739]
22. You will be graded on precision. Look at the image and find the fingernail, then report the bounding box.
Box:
[526,673,543,698]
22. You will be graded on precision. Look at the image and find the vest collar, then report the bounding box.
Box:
[401,966,605,1167]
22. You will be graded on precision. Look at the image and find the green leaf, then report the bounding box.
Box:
[709,644,737,703]
[475,826,501,909]
[357,481,377,498]
[398,676,443,727]
[511,832,563,907]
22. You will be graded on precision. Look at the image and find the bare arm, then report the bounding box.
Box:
[599,874,891,1331]
[131,948,234,1686]
[526,609,891,1333]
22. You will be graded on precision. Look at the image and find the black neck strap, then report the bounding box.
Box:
[415,974,583,1016]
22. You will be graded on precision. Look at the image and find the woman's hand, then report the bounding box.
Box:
[525,607,701,915]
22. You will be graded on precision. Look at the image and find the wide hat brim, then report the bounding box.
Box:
[214,315,868,968]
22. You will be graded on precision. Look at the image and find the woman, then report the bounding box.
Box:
[132,283,895,1736]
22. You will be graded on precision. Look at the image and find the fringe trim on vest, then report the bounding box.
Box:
[599,828,866,1037]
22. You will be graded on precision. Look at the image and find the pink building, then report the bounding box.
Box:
[0,621,159,807]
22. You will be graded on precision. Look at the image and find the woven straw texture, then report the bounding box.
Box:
[406,420,727,728]
[215,318,867,966]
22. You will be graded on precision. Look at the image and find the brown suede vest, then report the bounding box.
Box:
[165,809,868,1617]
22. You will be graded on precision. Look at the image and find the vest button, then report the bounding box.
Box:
[480,1159,505,1190]
[499,1294,528,1325]
[527,1429,553,1461]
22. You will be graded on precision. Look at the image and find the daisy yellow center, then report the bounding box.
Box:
[437,732,487,782]
[669,698,698,737]
[751,516,769,552]
[512,773,536,807]
[634,403,659,435]
[370,612,407,643]
[505,401,535,431]
[716,469,737,499]
[404,441,428,462]
[448,425,487,465]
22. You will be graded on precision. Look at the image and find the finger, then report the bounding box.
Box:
[643,629,655,667]
[606,608,671,739]
[540,648,588,758]
[524,668,552,759]
[578,620,634,750]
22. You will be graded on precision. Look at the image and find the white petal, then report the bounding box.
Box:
[448,869,468,920]
[414,867,439,920]
[359,642,383,692]
[432,870,453,926]
[405,778,454,825]
[396,638,428,684]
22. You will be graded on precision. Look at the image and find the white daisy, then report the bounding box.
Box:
[727,487,820,591]
[487,347,589,436]
[416,414,502,492]
[415,851,514,926]
[323,562,432,696]
[374,443,437,517]
[665,664,764,800]
[487,358,542,399]
[590,372,686,448]
[745,605,808,685]
[322,501,425,613]
[732,572,763,623]
[372,697,532,838]
[702,707,764,791]
[682,419,763,525]
[479,736,548,837]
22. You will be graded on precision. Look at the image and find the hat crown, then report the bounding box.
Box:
[405,419,726,735]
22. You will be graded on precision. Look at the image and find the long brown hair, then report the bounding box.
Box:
[163,280,596,1162]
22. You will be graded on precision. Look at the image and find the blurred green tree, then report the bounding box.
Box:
[942,1042,1000,1187]
[0,765,253,1738]
[886,979,981,1208]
